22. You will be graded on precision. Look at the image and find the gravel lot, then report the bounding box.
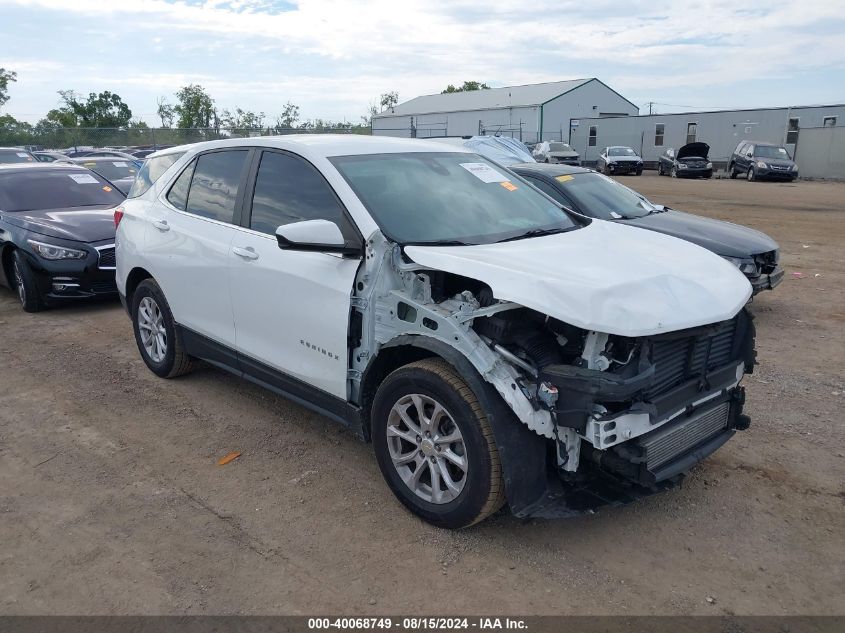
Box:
[1,172,843,615]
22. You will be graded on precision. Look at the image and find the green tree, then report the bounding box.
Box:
[220,107,265,135]
[0,113,33,145]
[156,96,175,128]
[174,84,216,129]
[0,68,17,110]
[275,101,300,129]
[59,90,133,127]
[441,81,490,93]
[362,91,399,125]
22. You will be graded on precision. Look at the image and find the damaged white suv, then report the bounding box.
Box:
[116,136,756,528]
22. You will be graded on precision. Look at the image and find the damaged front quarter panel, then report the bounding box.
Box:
[350,231,757,518]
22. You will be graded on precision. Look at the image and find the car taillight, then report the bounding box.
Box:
[114,206,125,228]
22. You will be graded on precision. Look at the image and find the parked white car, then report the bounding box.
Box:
[115,136,755,528]
[532,141,580,165]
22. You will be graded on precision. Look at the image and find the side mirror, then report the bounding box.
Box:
[276,220,361,256]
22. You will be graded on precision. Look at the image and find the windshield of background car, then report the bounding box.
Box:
[331,152,579,245]
[82,160,139,181]
[0,150,36,164]
[127,152,185,198]
[556,172,654,220]
[0,170,126,211]
[608,147,636,157]
[549,143,572,152]
[755,145,791,160]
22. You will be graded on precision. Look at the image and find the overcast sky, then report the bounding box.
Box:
[1,0,843,125]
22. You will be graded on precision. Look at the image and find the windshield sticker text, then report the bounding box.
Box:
[460,162,508,183]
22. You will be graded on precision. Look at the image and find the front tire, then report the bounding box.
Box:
[747,167,756,182]
[371,358,505,529]
[131,279,193,378]
[671,166,678,178]
[729,162,738,179]
[12,250,45,313]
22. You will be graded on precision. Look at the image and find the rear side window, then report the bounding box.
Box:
[523,176,571,207]
[0,170,126,211]
[249,151,353,238]
[185,150,249,223]
[127,152,185,198]
[166,159,196,210]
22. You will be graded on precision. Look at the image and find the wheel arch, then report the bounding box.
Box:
[125,266,154,306]
[361,334,550,514]
[0,242,15,288]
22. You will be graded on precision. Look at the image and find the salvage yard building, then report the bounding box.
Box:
[371,78,639,143]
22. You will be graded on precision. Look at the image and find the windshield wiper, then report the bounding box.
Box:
[496,227,568,243]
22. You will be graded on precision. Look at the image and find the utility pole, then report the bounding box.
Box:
[648,102,654,115]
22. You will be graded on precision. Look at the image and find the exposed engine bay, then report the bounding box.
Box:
[350,233,756,517]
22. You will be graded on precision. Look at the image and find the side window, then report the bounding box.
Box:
[185,150,249,223]
[249,151,354,239]
[588,126,597,147]
[686,122,697,144]
[654,124,664,146]
[747,145,755,156]
[823,116,836,128]
[166,159,196,210]
[523,176,572,207]
[735,142,746,155]
[127,151,185,198]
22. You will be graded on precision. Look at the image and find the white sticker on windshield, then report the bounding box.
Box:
[112,161,128,167]
[17,152,29,157]
[460,162,508,183]
[610,211,622,219]
[68,174,99,184]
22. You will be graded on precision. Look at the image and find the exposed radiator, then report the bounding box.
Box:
[638,402,730,469]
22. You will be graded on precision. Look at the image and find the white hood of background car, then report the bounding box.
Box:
[405,220,752,338]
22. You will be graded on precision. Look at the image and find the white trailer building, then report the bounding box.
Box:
[568,104,845,178]
[371,78,639,143]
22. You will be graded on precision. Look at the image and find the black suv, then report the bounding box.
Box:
[0,163,125,311]
[729,141,798,181]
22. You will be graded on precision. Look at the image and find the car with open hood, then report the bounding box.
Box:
[658,142,713,178]
[597,146,643,175]
[116,136,756,528]
[729,141,798,181]
[533,141,580,165]
[0,163,126,311]
[511,162,783,294]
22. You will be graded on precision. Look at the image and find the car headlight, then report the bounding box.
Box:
[706,162,713,169]
[677,163,688,169]
[722,256,757,275]
[756,161,768,168]
[27,239,87,260]
[792,164,799,171]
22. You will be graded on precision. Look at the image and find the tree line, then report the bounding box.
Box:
[0,67,489,148]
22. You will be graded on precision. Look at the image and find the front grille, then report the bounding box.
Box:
[90,280,117,294]
[638,402,730,469]
[98,247,116,269]
[645,319,737,399]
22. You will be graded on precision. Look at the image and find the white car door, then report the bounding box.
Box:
[145,148,251,348]
[228,149,362,399]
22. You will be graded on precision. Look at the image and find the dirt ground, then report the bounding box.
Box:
[0,172,843,616]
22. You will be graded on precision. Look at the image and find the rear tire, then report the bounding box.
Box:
[131,279,193,378]
[371,358,505,529]
[729,162,738,179]
[12,250,45,313]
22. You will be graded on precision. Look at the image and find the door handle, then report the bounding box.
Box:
[152,219,170,232]
[233,246,259,260]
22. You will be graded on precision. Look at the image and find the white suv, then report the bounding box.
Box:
[116,136,756,528]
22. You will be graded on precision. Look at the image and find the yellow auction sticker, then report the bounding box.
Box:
[500,181,518,191]
[555,175,575,183]
[102,186,112,192]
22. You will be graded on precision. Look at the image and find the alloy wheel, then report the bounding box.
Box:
[386,393,468,504]
[137,296,167,363]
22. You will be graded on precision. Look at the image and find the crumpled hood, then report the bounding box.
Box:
[618,210,778,258]
[404,220,751,338]
[607,156,642,163]
[1,206,117,242]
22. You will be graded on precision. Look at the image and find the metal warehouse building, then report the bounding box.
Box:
[371,78,639,143]
[568,104,845,179]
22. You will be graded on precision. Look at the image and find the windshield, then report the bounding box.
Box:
[81,160,139,181]
[127,152,185,198]
[0,170,125,211]
[755,145,791,160]
[549,143,572,152]
[555,172,655,220]
[331,152,579,245]
[608,147,636,157]
[0,150,36,164]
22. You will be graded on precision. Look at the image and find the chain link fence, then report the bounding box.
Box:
[0,125,370,151]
